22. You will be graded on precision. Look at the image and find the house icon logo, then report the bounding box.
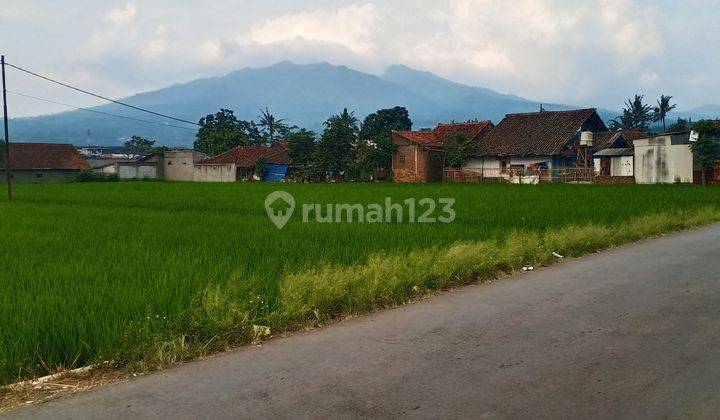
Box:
[265,191,296,229]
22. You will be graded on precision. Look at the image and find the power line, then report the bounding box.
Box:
[4,61,200,127]
[7,90,197,131]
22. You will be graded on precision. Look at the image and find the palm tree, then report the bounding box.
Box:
[611,95,653,130]
[653,95,677,132]
[257,107,287,143]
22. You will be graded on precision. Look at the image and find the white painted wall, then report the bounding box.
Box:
[464,156,555,173]
[616,156,634,177]
[634,136,693,184]
[194,164,237,182]
[117,164,157,180]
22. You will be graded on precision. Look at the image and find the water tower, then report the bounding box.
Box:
[576,131,594,168]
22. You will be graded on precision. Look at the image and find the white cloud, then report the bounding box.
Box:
[104,3,137,26]
[247,4,379,55]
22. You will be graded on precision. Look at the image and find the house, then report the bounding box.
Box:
[194,144,291,182]
[392,121,494,183]
[474,109,608,176]
[591,130,647,183]
[0,142,88,184]
[633,128,720,184]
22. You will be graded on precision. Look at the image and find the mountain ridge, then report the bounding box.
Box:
[9,61,713,146]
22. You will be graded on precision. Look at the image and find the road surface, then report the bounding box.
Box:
[8,225,720,419]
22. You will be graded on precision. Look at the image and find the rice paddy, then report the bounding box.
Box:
[1,182,719,385]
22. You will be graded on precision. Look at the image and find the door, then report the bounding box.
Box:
[600,158,611,176]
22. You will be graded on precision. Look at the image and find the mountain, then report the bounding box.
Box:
[685,104,720,119]
[9,61,616,146]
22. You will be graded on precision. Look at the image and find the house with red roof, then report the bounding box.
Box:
[0,142,88,184]
[194,142,292,182]
[392,121,493,183]
[472,108,608,176]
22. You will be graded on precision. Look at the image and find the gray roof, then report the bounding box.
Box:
[593,147,634,157]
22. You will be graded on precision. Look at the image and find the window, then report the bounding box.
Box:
[399,155,406,162]
[167,161,173,165]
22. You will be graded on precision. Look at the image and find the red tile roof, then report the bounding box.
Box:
[433,121,494,143]
[271,140,289,151]
[393,130,443,149]
[476,109,605,156]
[6,142,88,170]
[393,121,494,150]
[621,129,648,141]
[198,145,291,168]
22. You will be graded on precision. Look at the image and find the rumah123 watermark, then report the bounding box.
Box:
[265,191,456,229]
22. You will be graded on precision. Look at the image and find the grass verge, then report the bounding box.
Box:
[135,206,720,371]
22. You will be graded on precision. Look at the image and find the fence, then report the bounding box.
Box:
[444,167,596,184]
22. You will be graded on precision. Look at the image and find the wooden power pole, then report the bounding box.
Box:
[1,55,11,202]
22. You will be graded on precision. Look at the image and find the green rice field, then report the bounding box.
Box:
[1,182,720,385]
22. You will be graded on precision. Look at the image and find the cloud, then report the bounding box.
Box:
[3,0,720,117]
[246,4,379,55]
[104,3,137,26]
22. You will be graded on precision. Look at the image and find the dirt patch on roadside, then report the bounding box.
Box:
[0,368,128,414]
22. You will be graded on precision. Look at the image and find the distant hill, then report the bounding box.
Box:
[684,104,720,119]
[3,61,657,146]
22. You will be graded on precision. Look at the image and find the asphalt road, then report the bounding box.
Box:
[8,225,720,419]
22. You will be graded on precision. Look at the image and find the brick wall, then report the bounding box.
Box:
[392,134,445,183]
[594,176,635,185]
[393,135,421,182]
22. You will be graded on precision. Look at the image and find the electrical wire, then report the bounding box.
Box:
[7,90,197,131]
[4,62,200,126]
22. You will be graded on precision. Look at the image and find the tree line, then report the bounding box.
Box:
[191,106,412,181]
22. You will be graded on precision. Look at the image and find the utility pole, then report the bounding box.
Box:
[1,55,11,202]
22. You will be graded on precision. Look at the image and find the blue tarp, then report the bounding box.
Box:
[264,164,289,182]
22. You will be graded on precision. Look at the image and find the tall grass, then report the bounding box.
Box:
[0,182,719,384]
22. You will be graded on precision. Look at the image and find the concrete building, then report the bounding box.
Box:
[0,142,88,183]
[633,131,696,184]
[392,121,494,183]
[95,154,161,180]
[163,150,207,181]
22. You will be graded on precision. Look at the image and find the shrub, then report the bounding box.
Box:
[76,170,120,183]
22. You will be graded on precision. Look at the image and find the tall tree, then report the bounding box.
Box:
[287,129,318,181]
[443,133,477,168]
[359,106,412,140]
[194,109,256,155]
[124,135,155,159]
[315,108,359,179]
[258,107,288,144]
[653,95,677,132]
[690,120,720,185]
[610,95,654,131]
[358,107,412,176]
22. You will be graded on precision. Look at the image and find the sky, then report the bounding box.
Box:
[1,0,718,117]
